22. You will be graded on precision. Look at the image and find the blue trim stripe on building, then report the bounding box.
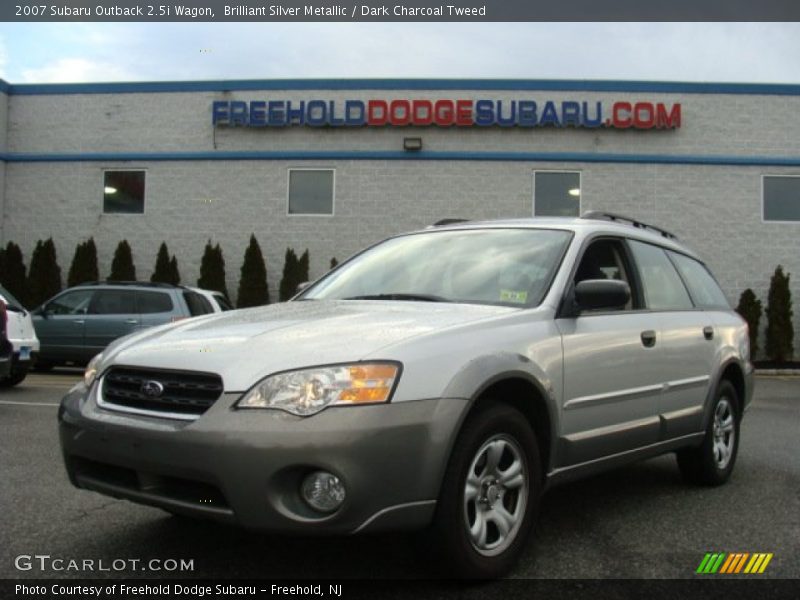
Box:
[1,150,800,167]
[2,78,800,97]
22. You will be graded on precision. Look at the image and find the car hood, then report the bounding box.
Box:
[102,300,514,391]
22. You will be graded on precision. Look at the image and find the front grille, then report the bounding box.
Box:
[101,366,223,417]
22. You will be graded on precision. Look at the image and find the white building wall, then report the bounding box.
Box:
[1,82,799,356]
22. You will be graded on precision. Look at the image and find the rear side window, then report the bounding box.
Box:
[213,294,233,311]
[628,240,693,310]
[668,252,729,309]
[183,291,213,316]
[89,290,138,315]
[137,291,174,314]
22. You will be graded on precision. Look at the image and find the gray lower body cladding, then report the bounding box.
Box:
[59,384,469,534]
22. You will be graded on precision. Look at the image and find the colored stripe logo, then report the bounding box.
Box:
[696,552,773,574]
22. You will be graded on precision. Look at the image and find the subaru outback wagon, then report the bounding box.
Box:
[59,213,753,578]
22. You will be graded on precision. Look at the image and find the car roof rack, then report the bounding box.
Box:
[580,211,677,240]
[431,218,470,227]
[75,280,179,289]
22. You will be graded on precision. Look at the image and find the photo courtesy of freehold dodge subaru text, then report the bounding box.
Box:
[59,214,753,578]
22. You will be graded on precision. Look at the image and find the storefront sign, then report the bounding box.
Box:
[211,99,681,129]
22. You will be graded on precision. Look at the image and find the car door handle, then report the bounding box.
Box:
[703,326,714,340]
[641,330,657,348]
[73,319,85,325]
[125,319,138,324]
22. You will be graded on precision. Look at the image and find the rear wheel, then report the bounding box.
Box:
[677,380,740,486]
[0,366,29,387]
[427,403,541,579]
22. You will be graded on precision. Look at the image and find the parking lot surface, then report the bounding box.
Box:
[1,372,798,579]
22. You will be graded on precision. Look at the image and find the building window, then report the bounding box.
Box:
[288,169,334,215]
[763,175,800,222]
[534,171,581,217]
[104,171,145,214]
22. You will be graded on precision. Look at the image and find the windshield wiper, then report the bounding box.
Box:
[343,293,449,302]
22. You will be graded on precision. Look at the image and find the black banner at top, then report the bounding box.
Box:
[3,0,800,22]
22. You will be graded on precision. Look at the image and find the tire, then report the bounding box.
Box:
[426,402,541,579]
[0,366,28,387]
[676,380,740,486]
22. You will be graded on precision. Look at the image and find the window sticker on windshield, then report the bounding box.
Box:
[500,290,528,303]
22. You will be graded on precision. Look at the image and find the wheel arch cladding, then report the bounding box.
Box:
[720,361,745,417]
[467,377,553,482]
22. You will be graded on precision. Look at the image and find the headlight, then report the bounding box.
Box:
[84,353,103,387]
[236,362,400,416]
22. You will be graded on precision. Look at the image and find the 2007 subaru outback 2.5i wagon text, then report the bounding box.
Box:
[59,212,753,578]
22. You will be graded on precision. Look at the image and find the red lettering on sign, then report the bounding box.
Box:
[455,100,472,126]
[367,100,388,126]
[389,100,411,126]
[612,102,632,128]
[412,100,433,125]
[434,100,455,126]
[633,102,655,129]
[656,103,681,128]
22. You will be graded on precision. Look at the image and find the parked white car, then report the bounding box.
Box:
[187,287,234,312]
[0,284,40,386]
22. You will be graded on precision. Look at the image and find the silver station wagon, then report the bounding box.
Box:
[59,213,753,578]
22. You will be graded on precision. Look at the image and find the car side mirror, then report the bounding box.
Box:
[37,307,49,319]
[574,279,631,312]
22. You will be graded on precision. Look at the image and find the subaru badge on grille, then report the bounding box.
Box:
[140,380,165,398]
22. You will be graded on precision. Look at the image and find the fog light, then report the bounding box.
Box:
[301,471,346,513]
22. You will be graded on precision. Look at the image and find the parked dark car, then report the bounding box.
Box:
[33,281,219,368]
[0,301,12,379]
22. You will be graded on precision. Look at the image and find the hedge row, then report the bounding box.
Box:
[0,237,336,310]
[735,265,794,362]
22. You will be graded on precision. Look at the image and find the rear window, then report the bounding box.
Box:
[137,291,175,314]
[668,252,730,309]
[183,291,213,316]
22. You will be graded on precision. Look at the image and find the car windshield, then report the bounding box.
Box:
[302,228,572,307]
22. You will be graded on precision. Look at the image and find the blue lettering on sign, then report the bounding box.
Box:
[209,99,674,130]
[306,100,327,126]
[474,100,494,126]
[518,101,537,127]
[249,101,266,126]
[496,100,516,127]
[268,101,285,126]
[539,101,560,127]
[345,100,365,126]
[582,101,603,128]
[562,101,581,127]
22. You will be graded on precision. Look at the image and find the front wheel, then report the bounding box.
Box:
[426,403,541,579]
[0,366,29,387]
[676,380,740,486]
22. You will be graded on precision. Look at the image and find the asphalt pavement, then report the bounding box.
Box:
[1,372,798,580]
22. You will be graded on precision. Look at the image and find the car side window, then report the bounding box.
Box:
[45,290,94,315]
[137,291,175,314]
[667,252,730,309]
[573,238,635,310]
[88,289,138,315]
[628,240,693,311]
[214,294,233,311]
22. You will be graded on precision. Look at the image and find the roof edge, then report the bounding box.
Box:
[2,78,800,96]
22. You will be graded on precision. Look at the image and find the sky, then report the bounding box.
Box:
[0,22,798,84]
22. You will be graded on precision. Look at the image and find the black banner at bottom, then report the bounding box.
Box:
[4,579,799,600]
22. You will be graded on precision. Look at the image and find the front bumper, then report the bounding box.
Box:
[59,382,468,534]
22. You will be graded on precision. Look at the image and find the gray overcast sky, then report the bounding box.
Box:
[0,22,798,84]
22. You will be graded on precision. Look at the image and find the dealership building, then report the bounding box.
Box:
[0,78,798,350]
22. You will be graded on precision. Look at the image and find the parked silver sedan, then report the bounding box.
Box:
[59,213,753,578]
